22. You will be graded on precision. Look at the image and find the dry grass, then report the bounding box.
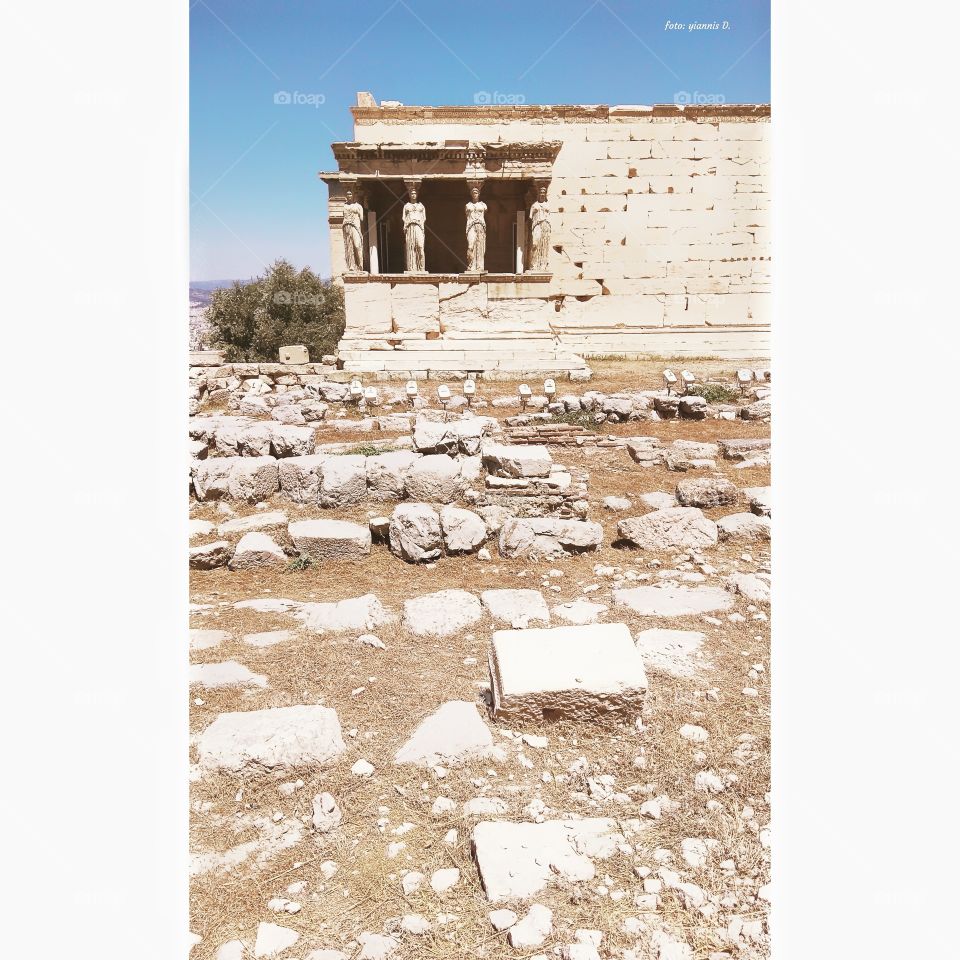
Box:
[189,371,770,959]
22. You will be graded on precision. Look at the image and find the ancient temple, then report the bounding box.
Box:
[320,94,770,376]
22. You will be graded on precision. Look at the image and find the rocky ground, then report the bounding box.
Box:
[189,361,771,960]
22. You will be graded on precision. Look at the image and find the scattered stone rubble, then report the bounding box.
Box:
[189,370,772,960]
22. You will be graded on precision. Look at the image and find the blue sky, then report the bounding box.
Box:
[190,0,770,281]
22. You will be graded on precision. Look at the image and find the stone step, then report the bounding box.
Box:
[339,352,587,369]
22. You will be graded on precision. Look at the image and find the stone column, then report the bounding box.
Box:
[515,210,525,274]
[366,210,379,275]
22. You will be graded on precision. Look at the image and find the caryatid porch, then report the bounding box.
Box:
[319,141,589,377]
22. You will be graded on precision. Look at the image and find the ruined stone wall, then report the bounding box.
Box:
[338,105,770,364]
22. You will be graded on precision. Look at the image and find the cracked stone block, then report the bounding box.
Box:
[489,623,647,722]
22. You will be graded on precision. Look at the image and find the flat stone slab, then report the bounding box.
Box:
[403,589,483,637]
[551,600,608,625]
[197,705,346,773]
[294,594,394,633]
[613,586,735,617]
[190,629,231,653]
[634,629,710,678]
[189,661,268,688]
[489,623,647,722]
[289,519,371,560]
[394,701,493,766]
[472,818,624,902]
[217,511,289,536]
[243,630,293,647]
[639,492,678,511]
[481,589,551,627]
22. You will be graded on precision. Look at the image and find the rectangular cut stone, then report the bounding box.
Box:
[391,283,440,333]
[279,345,309,364]
[343,281,392,335]
[482,444,553,478]
[612,585,735,617]
[438,281,489,332]
[472,818,624,902]
[197,705,346,772]
[289,518,371,559]
[489,623,648,722]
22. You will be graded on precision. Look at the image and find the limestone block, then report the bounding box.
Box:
[294,594,394,633]
[508,905,552,949]
[676,477,739,508]
[718,438,770,461]
[744,486,772,517]
[716,513,771,542]
[278,454,327,503]
[438,282,488,332]
[197,705,346,772]
[489,623,647,722]
[634,628,710,678]
[725,572,771,604]
[391,284,440,334]
[482,444,553,478]
[228,532,287,570]
[278,345,309,364]
[189,540,231,570]
[413,417,490,456]
[367,450,419,500]
[190,628,231,651]
[319,455,367,508]
[227,457,280,503]
[617,508,718,551]
[440,506,487,553]
[481,589,550,627]
[269,424,316,458]
[192,459,234,501]
[551,294,664,330]
[344,282,392,335]
[485,297,553,334]
[217,510,287,537]
[190,661,268,688]
[389,503,442,563]
[404,454,465,503]
[499,518,603,559]
[612,585,734,617]
[394,700,493,766]
[472,818,623,902]
[403,589,483,637]
[289,519,371,560]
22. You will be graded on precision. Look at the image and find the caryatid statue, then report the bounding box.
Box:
[529,185,551,272]
[465,185,487,272]
[341,188,365,273]
[402,185,426,272]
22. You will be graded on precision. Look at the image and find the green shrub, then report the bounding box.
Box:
[342,443,396,457]
[689,382,742,404]
[286,555,313,572]
[547,409,600,430]
[207,259,344,362]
